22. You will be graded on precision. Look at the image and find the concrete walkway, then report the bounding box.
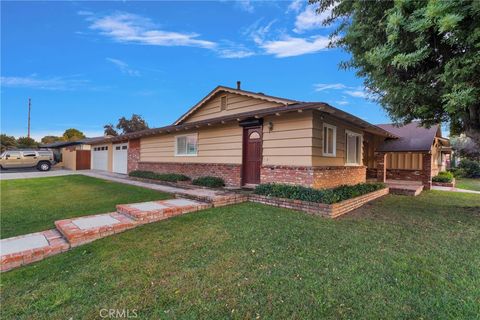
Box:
[432,186,480,194]
[0,169,74,180]
[79,170,245,204]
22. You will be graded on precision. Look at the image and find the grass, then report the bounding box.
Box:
[1,191,479,319]
[0,175,171,238]
[456,178,480,191]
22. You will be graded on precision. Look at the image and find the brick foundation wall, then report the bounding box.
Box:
[137,162,242,187]
[386,169,423,181]
[366,168,377,179]
[127,139,140,173]
[249,187,389,218]
[313,166,366,189]
[260,165,366,189]
[260,165,314,187]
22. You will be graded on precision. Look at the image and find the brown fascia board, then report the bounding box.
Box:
[90,102,397,144]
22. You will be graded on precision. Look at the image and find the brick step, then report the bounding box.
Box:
[55,212,137,247]
[1,229,70,272]
[389,185,424,196]
[116,198,211,224]
[174,191,248,207]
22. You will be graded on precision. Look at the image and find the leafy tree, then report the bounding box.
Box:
[62,128,85,141]
[451,135,480,161]
[103,124,118,136]
[41,135,64,144]
[312,0,480,144]
[16,137,38,148]
[0,134,17,152]
[116,114,149,134]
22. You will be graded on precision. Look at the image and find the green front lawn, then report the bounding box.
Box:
[456,178,480,191]
[0,175,171,238]
[2,191,479,319]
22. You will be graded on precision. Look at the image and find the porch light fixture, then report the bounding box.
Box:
[268,121,274,132]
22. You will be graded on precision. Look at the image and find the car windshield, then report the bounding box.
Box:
[0,152,5,158]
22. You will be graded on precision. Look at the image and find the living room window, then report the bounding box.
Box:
[322,123,336,157]
[175,134,198,156]
[345,130,362,165]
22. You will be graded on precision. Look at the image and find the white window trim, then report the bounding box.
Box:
[174,133,198,157]
[345,130,363,166]
[322,123,337,157]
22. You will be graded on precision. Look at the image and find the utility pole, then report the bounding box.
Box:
[27,98,31,138]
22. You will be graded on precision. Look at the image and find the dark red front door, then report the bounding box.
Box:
[242,126,262,185]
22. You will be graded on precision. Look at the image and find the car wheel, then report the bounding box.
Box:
[37,162,51,171]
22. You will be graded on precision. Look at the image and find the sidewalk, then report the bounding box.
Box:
[432,185,480,194]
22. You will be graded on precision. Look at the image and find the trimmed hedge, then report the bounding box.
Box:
[432,171,454,183]
[192,176,225,188]
[254,182,387,205]
[129,170,190,182]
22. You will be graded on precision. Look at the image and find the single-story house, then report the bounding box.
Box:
[42,137,107,171]
[87,84,450,189]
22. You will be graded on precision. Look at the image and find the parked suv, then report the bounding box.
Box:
[0,150,55,171]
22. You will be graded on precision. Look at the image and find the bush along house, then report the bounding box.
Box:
[87,83,451,190]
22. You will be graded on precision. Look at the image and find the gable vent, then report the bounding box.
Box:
[220,95,227,111]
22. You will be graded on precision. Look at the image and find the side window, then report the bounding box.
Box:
[322,123,337,157]
[22,151,36,157]
[175,134,198,156]
[6,151,21,158]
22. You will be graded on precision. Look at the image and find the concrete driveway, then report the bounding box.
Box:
[0,168,75,180]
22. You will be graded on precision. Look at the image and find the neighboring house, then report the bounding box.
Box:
[42,137,106,171]
[87,84,450,189]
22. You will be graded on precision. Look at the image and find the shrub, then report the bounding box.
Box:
[129,170,190,182]
[192,176,225,188]
[458,159,480,178]
[254,182,386,204]
[432,171,454,183]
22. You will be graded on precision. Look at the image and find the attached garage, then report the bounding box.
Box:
[91,145,109,171]
[112,143,128,174]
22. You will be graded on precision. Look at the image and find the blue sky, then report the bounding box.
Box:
[1,0,390,140]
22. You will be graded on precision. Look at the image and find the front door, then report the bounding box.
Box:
[242,126,262,185]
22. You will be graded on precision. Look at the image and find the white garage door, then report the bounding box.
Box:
[91,145,109,171]
[113,143,128,174]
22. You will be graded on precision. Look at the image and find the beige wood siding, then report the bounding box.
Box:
[140,123,242,164]
[312,111,363,166]
[263,111,314,166]
[386,153,423,170]
[183,92,283,123]
[61,147,76,170]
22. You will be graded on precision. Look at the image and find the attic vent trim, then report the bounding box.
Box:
[220,95,227,111]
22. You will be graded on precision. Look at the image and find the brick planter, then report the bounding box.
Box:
[249,187,389,218]
[432,178,456,188]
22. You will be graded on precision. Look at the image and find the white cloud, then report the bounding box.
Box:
[260,35,330,58]
[294,5,333,33]
[344,90,368,98]
[287,0,303,13]
[218,49,255,58]
[314,83,347,91]
[1,75,89,91]
[313,83,371,100]
[335,100,349,105]
[106,58,140,76]
[77,10,93,16]
[236,0,255,13]
[87,12,216,49]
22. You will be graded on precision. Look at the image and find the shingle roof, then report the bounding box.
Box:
[89,102,397,145]
[41,136,108,148]
[376,122,440,152]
